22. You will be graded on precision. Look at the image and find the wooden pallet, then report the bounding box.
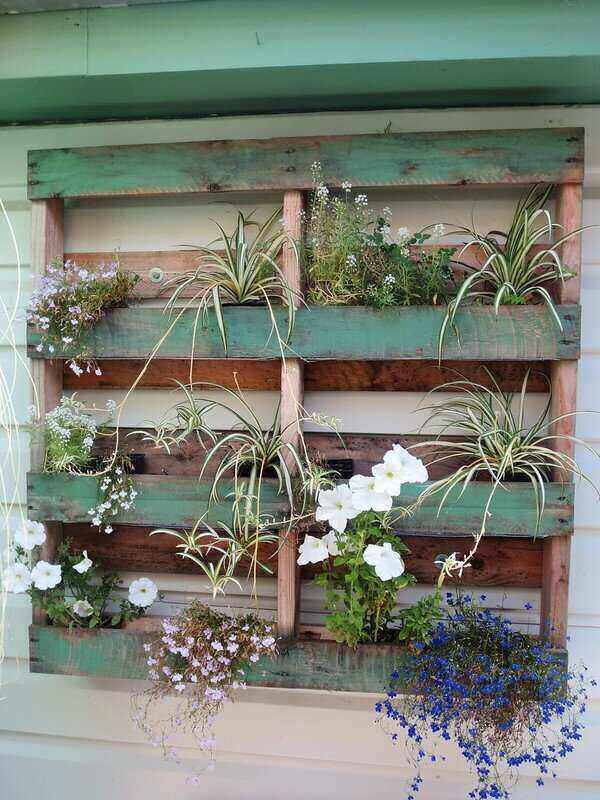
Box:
[27,125,584,685]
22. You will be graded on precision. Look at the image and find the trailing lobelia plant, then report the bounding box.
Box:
[437,183,591,357]
[131,601,277,781]
[139,381,336,597]
[303,162,455,308]
[298,444,429,646]
[4,525,157,628]
[27,258,139,376]
[377,593,594,800]
[413,368,598,578]
[161,208,299,355]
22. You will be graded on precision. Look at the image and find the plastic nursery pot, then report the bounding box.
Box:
[125,453,146,475]
[325,458,354,479]
[236,461,278,479]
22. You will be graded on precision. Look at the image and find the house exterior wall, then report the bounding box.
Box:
[1,105,600,799]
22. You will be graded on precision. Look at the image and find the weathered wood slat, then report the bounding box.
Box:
[28,128,584,200]
[64,358,550,392]
[64,523,544,588]
[28,473,574,538]
[28,624,568,691]
[30,198,64,625]
[28,623,411,691]
[541,182,583,648]
[27,474,289,529]
[28,305,581,361]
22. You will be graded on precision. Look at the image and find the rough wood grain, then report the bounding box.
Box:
[64,358,550,392]
[28,305,581,361]
[27,128,584,200]
[64,524,543,588]
[278,190,305,638]
[28,624,567,690]
[90,429,467,479]
[30,199,64,624]
[541,183,582,648]
[28,472,574,538]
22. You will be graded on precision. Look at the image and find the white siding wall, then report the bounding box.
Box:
[1,106,599,799]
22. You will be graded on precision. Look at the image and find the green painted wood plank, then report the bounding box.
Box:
[26,473,289,529]
[28,624,568,692]
[27,305,581,362]
[27,473,574,538]
[28,623,409,691]
[27,128,584,200]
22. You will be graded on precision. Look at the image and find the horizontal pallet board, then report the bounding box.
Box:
[28,623,409,691]
[28,473,574,538]
[64,359,550,392]
[65,524,544,587]
[27,473,288,529]
[28,624,568,692]
[27,128,584,200]
[28,305,580,362]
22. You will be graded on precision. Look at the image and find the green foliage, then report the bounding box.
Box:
[302,164,455,307]
[24,539,146,629]
[396,589,443,644]
[315,513,416,647]
[27,258,139,374]
[439,183,590,356]
[161,208,299,354]
[40,394,114,473]
[415,368,599,539]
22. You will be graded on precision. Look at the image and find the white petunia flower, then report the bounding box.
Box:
[371,453,406,496]
[128,577,158,608]
[3,562,32,593]
[72,599,94,618]
[363,542,405,582]
[297,535,329,565]
[389,444,429,484]
[315,484,359,532]
[349,474,393,512]
[322,530,346,556]
[31,561,62,590]
[73,550,93,574]
[14,520,46,551]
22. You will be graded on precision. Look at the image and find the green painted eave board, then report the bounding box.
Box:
[2,1,600,124]
[27,306,581,362]
[27,473,574,538]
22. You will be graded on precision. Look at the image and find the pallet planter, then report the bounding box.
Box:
[27,472,574,538]
[26,125,584,685]
[28,622,568,693]
[27,305,581,362]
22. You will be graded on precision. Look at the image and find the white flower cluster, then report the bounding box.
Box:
[44,395,97,448]
[88,461,138,534]
[297,445,428,581]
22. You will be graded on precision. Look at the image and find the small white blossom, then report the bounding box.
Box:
[14,520,46,551]
[31,561,62,590]
[297,535,329,565]
[3,562,32,593]
[315,485,359,532]
[128,577,158,608]
[73,550,93,574]
[72,599,94,618]
[363,542,405,582]
[349,474,393,512]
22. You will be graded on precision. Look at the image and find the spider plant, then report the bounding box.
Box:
[413,368,599,537]
[438,183,589,358]
[161,207,300,356]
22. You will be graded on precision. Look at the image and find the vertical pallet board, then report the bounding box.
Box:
[30,199,64,625]
[541,183,583,647]
[277,190,304,638]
